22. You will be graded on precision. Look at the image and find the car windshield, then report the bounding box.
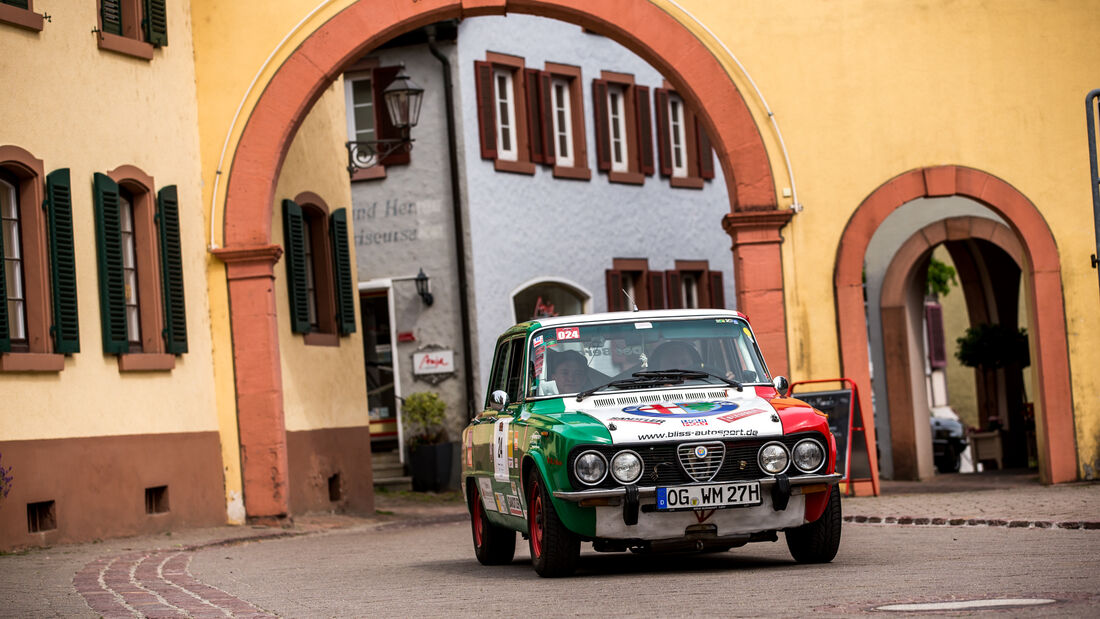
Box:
[527,316,770,398]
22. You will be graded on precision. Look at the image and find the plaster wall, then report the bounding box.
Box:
[456,15,736,384]
[0,0,216,440]
[272,81,368,433]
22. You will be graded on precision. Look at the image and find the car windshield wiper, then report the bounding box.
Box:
[632,369,743,391]
[575,376,690,402]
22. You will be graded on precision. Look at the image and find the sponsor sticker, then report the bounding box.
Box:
[634,322,652,330]
[681,419,708,427]
[621,400,740,419]
[494,492,506,513]
[743,327,753,339]
[533,334,544,347]
[717,408,768,424]
[556,327,580,340]
[465,429,474,467]
[715,318,733,323]
[507,495,524,517]
[479,478,495,512]
[494,419,513,481]
[609,416,666,425]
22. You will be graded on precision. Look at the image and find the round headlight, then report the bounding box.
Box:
[610,450,643,484]
[758,442,790,475]
[792,439,825,473]
[574,451,608,485]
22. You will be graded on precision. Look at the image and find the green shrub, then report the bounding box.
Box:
[403,392,448,449]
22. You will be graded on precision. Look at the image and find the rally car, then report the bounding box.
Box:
[461,309,842,577]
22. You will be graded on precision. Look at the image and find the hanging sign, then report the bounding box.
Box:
[413,349,454,375]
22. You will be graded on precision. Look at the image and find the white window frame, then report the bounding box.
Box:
[607,84,629,172]
[494,68,518,161]
[681,271,699,309]
[1,177,26,342]
[668,94,689,178]
[344,72,378,169]
[551,78,574,168]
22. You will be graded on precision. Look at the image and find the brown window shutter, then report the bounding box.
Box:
[647,271,666,310]
[926,303,947,368]
[708,271,726,309]
[474,61,498,160]
[373,66,410,166]
[654,88,672,177]
[539,71,556,164]
[665,270,682,309]
[524,68,545,164]
[696,119,715,180]
[605,269,624,312]
[697,270,712,308]
[592,79,611,171]
[635,85,654,176]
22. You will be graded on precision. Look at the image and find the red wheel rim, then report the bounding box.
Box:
[529,480,544,558]
[472,489,484,547]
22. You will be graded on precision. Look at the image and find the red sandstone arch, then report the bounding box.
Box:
[836,166,1076,484]
[215,0,781,518]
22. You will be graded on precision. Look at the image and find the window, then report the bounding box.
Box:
[605,258,666,311]
[551,79,573,167]
[343,61,412,181]
[0,146,77,372]
[485,336,525,409]
[92,166,187,370]
[655,87,715,189]
[592,72,653,185]
[96,0,168,60]
[0,0,45,31]
[282,194,356,346]
[474,53,536,175]
[666,260,725,309]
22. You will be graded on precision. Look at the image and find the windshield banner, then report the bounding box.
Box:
[576,391,783,444]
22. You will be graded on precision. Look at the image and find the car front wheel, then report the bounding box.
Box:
[468,480,516,565]
[785,486,842,563]
[526,472,580,577]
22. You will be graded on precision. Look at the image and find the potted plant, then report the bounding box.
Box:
[402,391,452,492]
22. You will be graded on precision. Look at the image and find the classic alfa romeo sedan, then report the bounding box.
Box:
[461,309,842,577]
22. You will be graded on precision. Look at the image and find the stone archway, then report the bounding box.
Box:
[879,216,1025,479]
[836,166,1076,484]
[214,0,783,518]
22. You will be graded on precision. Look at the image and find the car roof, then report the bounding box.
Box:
[529,308,750,329]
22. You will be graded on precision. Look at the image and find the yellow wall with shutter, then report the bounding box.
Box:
[0,1,217,440]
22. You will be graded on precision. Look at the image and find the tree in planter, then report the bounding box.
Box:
[402,392,453,492]
[955,323,1030,433]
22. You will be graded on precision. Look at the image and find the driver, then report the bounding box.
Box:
[650,341,702,371]
[550,350,590,394]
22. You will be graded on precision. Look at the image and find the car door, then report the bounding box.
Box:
[471,336,527,520]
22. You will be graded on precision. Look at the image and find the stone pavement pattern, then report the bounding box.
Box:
[0,475,1097,617]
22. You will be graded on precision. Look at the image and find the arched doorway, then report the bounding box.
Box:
[835,166,1076,484]
[213,0,782,519]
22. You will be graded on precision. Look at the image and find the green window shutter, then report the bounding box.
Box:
[281,199,311,334]
[100,0,123,36]
[329,208,356,336]
[143,0,168,47]
[0,181,8,353]
[46,169,80,354]
[92,173,129,354]
[156,185,187,354]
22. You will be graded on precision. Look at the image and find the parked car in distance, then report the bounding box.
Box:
[460,309,842,577]
[931,412,967,473]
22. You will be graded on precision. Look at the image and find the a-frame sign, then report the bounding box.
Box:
[790,378,879,496]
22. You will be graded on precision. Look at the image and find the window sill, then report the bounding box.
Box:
[351,166,387,182]
[608,171,645,185]
[303,332,340,347]
[119,353,176,371]
[0,353,65,372]
[669,176,705,190]
[494,159,536,175]
[552,165,592,181]
[97,32,154,61]
[0,4,43,31]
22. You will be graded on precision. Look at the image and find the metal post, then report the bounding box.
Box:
[1086,89,1100,294]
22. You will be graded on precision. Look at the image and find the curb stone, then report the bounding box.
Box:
[843,515,1100,530]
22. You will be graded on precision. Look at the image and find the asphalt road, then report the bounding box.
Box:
[184,516,1099,617]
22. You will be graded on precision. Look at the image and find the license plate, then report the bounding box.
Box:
[656,482,762,511]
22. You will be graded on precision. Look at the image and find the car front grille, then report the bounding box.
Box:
[567,432,827,489]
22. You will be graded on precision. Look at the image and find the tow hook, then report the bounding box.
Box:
[623,484,640,525]
[771,474,791,511]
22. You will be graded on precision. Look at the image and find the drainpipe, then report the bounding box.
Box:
[428,27,477,420]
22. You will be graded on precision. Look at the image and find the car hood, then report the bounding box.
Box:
[571,387,784,444]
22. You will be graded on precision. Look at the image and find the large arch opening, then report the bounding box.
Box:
[215,0,782,518]
[835,166,1076,485]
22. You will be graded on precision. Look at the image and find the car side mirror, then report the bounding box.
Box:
[490,390,509,411]
[772,376,789,397]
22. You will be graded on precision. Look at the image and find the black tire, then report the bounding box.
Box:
[468,480,516,565]
[937,444,961,474]
[526,472,580,577]
[785,487,842,563]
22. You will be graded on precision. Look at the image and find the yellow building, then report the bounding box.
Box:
[2,0,1097,549]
